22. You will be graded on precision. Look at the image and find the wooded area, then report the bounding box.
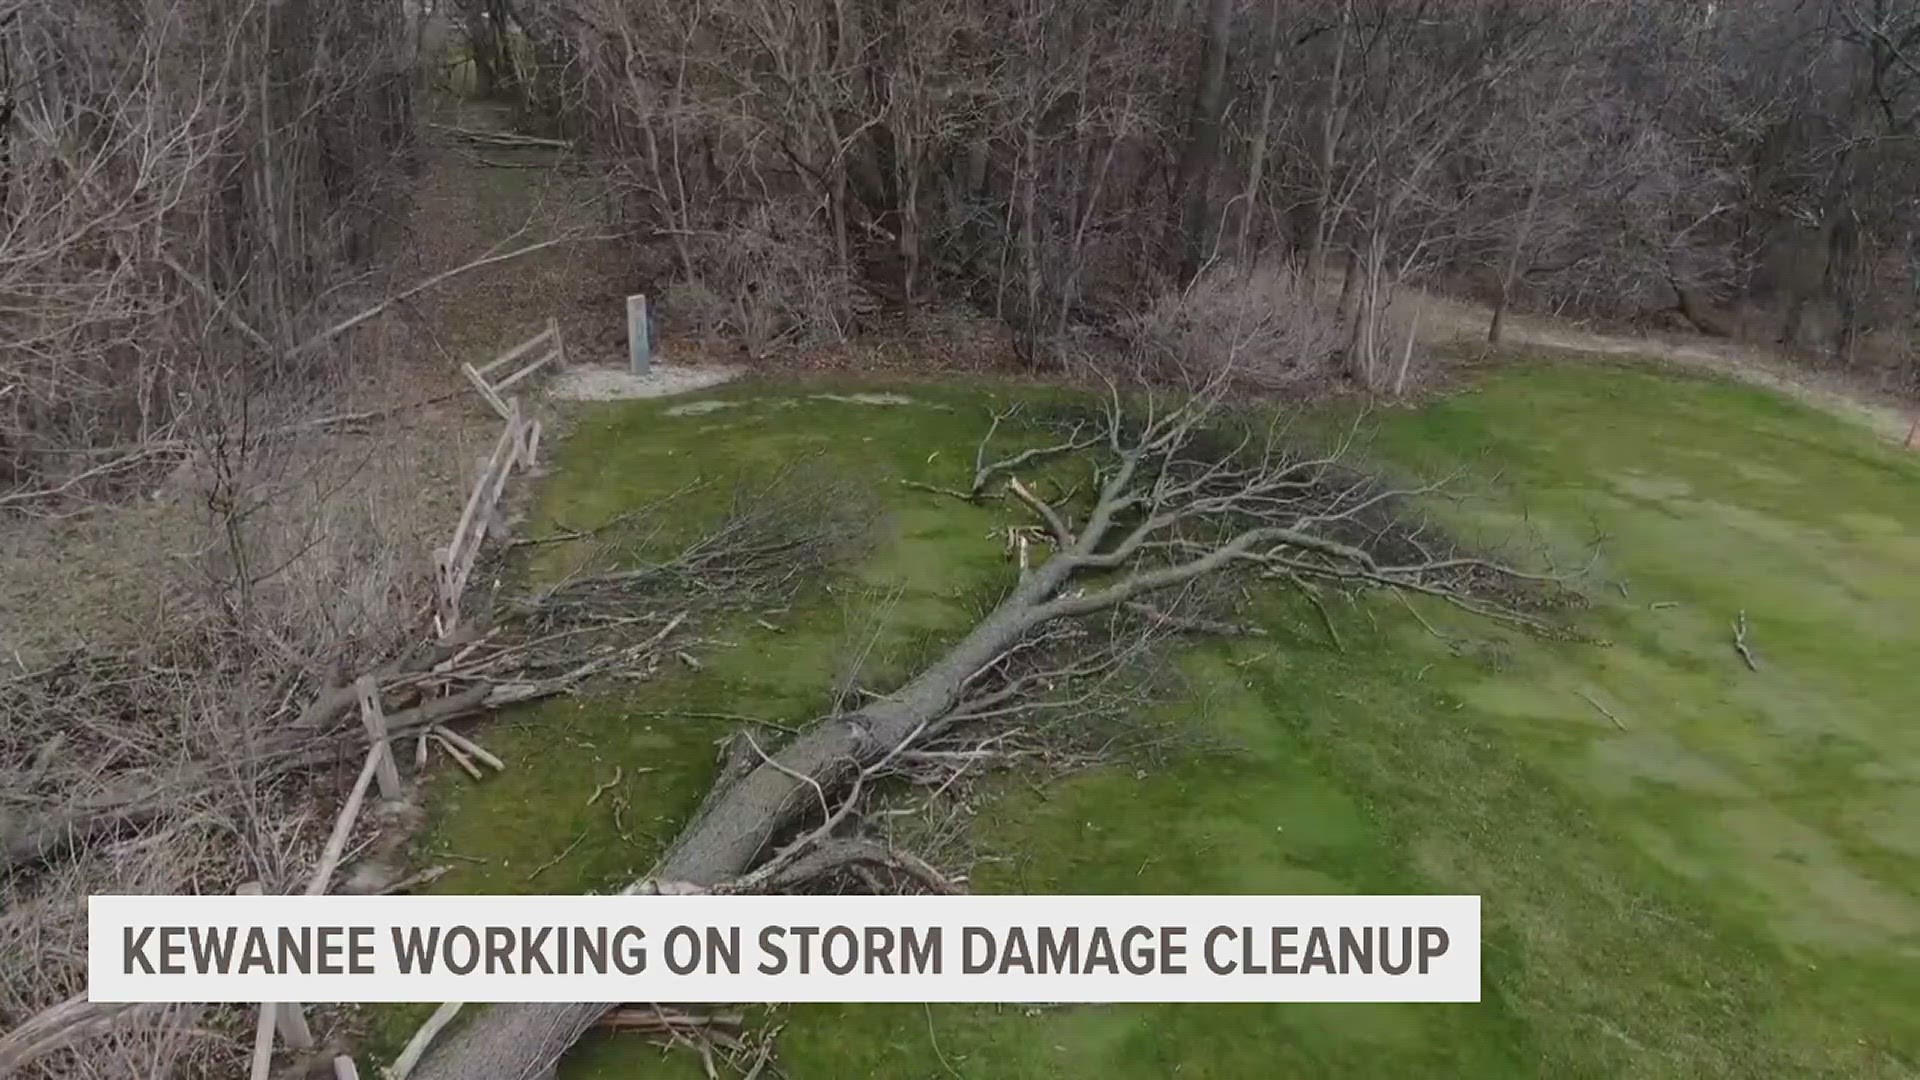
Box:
[6,0,1920,488]
[506,0,1920,385]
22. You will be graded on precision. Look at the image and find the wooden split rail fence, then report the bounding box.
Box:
[436,319,562,638]
[241,320,563,1080]
[460,316,563,421]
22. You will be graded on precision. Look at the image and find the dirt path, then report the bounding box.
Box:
[391,97,632,381]
[1396,287,1918,444]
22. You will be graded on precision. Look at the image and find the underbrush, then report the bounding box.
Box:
[0,372,500,1077]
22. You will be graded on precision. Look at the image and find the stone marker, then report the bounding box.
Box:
[627,294,651,376]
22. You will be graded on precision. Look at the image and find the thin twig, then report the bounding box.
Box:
[525,828,590,882]
[1732,610,1760,671]
[293,234,619,356]
[1577,690,1627,731]
[588,767,624,807]
[925,1003,964,1079]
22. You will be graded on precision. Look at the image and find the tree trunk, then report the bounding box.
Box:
[1058,138,1120,333]
[1828,215,1862,363]
[1491,162,1548,346]
[411,552,1089,1080]
[963,137,990,200]
[1173,0,1235,281]
[1489,198,1529,346]
[1669,274,1733,339]
[464,10,499,97]
[1335,246,1358,325]
[1301,0,1351,286]
[486,0,520,101]
[1237,0,1286,264]
[1016,116,1041,359]
[1346,233,1386,387]
[1778,293,1805,350]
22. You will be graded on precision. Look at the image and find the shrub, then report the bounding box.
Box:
[1124,264,1345,388]
[662,203,873,357]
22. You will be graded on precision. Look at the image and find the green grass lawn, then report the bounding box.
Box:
[379,363,1920,1078]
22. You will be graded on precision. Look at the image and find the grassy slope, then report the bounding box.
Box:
[384,364,1920,1078]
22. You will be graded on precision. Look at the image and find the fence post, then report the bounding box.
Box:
[355,676,403,799]
[627,294,651,375]
[239,883,277,1080]
[277,1003,314,1051]
[432,545,459,638]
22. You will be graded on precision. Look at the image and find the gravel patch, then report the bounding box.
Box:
[664,391,948,417]
[664,399,745,416]
[548,362,741,401]
[808,392,923,406]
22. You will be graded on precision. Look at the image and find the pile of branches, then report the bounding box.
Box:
[411,372,1567,1080]
[0,472,871,1078]
[595,1006,781,1079]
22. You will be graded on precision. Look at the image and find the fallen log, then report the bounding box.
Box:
[2,801,168,873]
[0,996,189,1076]
[412,557,1087,1077]
[427,123,573,150]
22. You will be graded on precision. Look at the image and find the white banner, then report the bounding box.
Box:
[89,894,1479,1003]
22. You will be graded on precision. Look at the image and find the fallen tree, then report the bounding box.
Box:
[412,377,1554,1079]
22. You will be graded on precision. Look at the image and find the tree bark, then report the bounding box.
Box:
[410,548,1089,1079]
[1302,0,1352,285]
[1173,0,1236,280]
[1237,0,1287,264]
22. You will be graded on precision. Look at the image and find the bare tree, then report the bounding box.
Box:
[508,0,1920,383]
[1172,0,1237,279]
[0,0,414,498]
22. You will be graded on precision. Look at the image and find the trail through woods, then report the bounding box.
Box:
[396,99,630,379]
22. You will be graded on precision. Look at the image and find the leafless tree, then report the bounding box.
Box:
[0,0,415,499]
[0,1,421,1074]
[501,0,1920,386]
